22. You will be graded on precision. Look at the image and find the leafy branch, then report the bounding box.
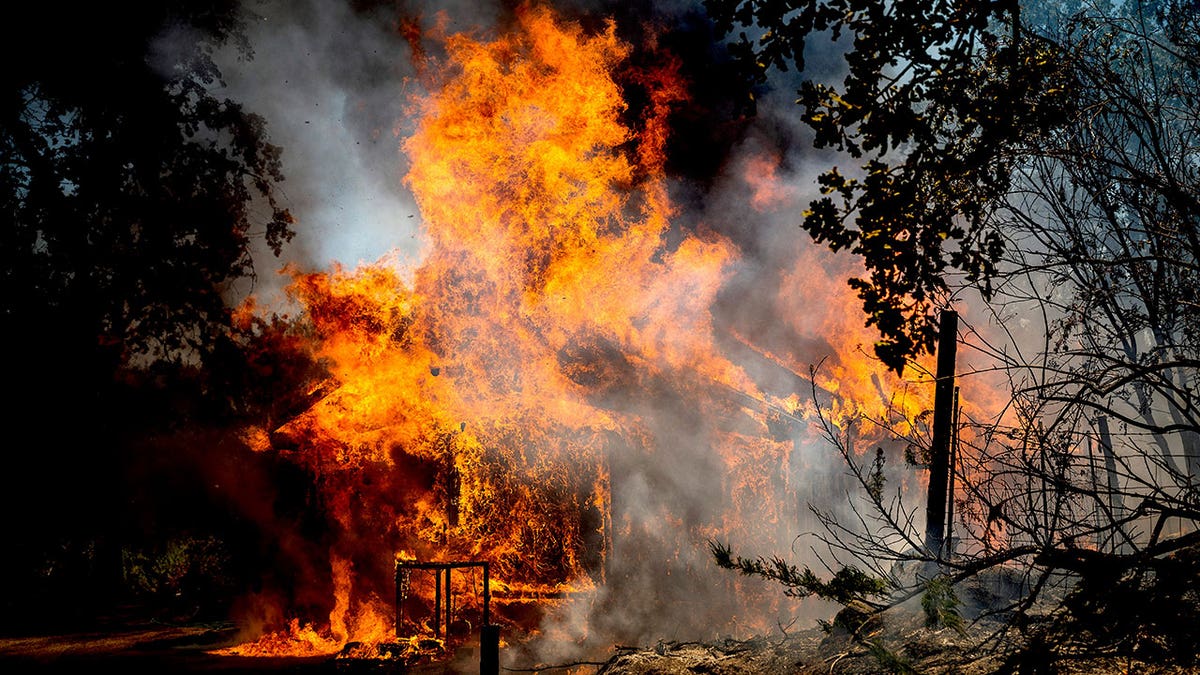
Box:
[708,539,889,606]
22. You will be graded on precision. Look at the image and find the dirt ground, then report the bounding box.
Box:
[581,610,1197,675]
[0,618,507,675]
[1,609,1191,675]
[537,609,1015,675]
[0,620,335,674]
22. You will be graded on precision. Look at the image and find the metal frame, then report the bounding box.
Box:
[395,559,490,638]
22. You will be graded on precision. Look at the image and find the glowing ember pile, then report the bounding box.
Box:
[225,3,940,663]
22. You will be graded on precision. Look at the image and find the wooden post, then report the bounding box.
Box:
[925,310,958,559]
[944,387,961,558]
[482,562,490,627]
[395,565,410,637]
[433,568,442,637]
[1096,415,1126,552]
[445,567,453,631]
[480,624,500,675]
[481,560,497,675]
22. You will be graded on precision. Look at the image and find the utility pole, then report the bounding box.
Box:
[944,386,961,558]
[1095,415,1126,553]
[925,310,958,559]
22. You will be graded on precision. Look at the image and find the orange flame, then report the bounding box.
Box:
[227,2,974,663]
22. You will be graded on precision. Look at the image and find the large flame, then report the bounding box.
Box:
[224,3,950,662]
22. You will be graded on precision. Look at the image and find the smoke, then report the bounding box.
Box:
[192,0,925,667]
[211,0,434,302]
[209,0,849,307]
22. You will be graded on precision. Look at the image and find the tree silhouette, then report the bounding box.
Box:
[707,0,1200,669]
[704,0,1072,372]
[0,2,296,624]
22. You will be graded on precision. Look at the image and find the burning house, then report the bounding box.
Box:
[216,3,935,668]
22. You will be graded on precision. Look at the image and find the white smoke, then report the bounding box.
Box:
[212,0,442,303]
